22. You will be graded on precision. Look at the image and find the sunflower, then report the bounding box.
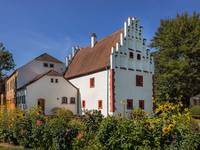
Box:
[168,124,174,129]
[162,127,170,135]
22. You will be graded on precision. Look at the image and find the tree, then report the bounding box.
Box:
[151,12,200,106]
[0,42,15,80]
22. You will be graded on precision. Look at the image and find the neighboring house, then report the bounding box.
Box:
[5,53,66,109]
[64,17,154,116]
[190,94,200,107]
[5,72,18,109]
[17,70,78,115]
[0,78,6,106]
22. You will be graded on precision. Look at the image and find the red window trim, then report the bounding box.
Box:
[82,100,86,109]
[139,100,144,109]
[136,75,143,87]
[90,77,95,88]
[98,100,103,109]
[127,99,133,110]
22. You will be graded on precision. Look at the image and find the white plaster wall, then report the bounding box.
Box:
[114,69,153,114]
[25,76,78,115]
[110,17,154,115]
[69,70,109,116]
[17,60,65,89]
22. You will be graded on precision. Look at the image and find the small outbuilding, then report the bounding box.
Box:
[16,70,79,115]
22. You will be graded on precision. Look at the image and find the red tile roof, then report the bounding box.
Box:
[64,29,122,79]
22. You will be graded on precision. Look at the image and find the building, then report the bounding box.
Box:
[5,53,66,110]
[17,70,78,115]
[0,78,6,106]
[64,17,154,116]
[5,72,17,109]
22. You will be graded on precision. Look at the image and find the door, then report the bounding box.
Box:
[37,98,45,114]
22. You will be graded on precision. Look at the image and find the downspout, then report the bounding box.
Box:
[77,89,80,115]
[106,67,109,116]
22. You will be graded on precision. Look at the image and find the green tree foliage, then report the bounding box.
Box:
[0,42,15,80]
[151,12,200,106]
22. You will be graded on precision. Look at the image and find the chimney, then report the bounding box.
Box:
[65,56,69,67]
[91,33,97,48]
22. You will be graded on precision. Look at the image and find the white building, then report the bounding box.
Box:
[6,53,80,115]
[64,17,154,116]
[17,53,65,89]
[17,70,78,115]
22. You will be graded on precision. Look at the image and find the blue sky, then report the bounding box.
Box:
[0,0,199,69]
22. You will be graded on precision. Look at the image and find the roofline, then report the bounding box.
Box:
[6,70,18,81]
[17,70,60,90]
[65,66,110,80]
[34,53,63,64]
[63,78,79,91]
[17,70,78,91]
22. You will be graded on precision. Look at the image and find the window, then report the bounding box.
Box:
[51,78,54,83]
[90,78,95,88]
[129,52,134,59]
[62,97,68,104]
[50,64,54,68]
[127,99,133,110]
[70,97,75,104]
[139,100,145,109]
[137,54,141,60]
[22,95,25,104]
[44,63,48,67]
[82,100,86,109]
[136,75,143,87]
[98,100,103,109]
[55,79,58,83]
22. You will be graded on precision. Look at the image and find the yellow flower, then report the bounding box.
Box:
[162,127,170,135]
[168,124,174,129]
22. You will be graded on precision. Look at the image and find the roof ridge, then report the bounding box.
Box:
[65,28,122,79]
[17,70,62,90]
[80,28,123,49]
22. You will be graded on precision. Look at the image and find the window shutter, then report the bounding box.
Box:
[98,100,103,109]
[82,100,86,108]
[127,99,133,110]
[136,75,143,87]
[90,78,95,88]
[139,100,144,109]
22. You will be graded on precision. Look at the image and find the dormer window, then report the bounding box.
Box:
[50,64,54,68]
[44,63,48,67]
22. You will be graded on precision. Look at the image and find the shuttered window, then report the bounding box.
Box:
[127,99,133,110]
[90,78,95,88]
[98,100,103,109]
[82,100,86,108]
[136,75,143,87]
[139,100,144,109]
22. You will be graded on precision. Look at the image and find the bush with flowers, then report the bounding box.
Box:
[0,102,199,149]
[94,102,200,150]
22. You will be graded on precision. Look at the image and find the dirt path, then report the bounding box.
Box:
[0,143,23,149]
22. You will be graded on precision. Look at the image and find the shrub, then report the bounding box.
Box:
[83,110,103,133]
[190,105,200,118]
[51,107,73,120]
